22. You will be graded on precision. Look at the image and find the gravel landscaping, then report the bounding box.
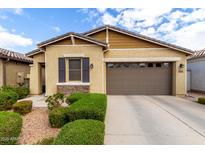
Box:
[18,108,60,145]
[0,93,107,145]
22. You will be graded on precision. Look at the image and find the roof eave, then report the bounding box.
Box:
[0,55,33,63]
[26,49,44,57]
[0,48,33,63]
[37,33,107,48]
[188,49,205,60]
[83,26,107,35]
[84,25,193,55]
[107,26,193,55]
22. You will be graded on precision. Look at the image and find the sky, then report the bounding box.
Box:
[0,8,205,53]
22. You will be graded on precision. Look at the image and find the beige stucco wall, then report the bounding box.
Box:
[104,48,187,95]
[30,53,45,94]
[0,58,30,87]
[0,59,4,87]
[45,45,104,96]
[4,61,30,86]
[30,46,187,96]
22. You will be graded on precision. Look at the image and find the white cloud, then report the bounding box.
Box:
[113,8,205,50]
[101,12,118,25]
[96,8,107,13]
[78,8,89,14]
[162,21,205,50]
[0,8,24,23]
[0,25,7,32]
[140,27,159,38]
[0,15,7,19]
[0,25,33,49]
[13,8,23,15]
[84,8,172,30]
[169,10,188,20]
[11,29,16,33]
[0,8,24,15]
[79,9,99,23]
[81,8,205,50]
[114,8,126,12]
[118,8,172,29]
[158,21,177,33]
[181,8,205,22]
[51,26,61,32]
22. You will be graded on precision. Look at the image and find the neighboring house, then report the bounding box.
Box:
[187,49,205,93]
[0,48,32,87]
[26,25,192,96]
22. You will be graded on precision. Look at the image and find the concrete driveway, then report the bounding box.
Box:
[104,95,205,145]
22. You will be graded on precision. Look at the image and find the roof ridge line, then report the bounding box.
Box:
[37,31,107,47]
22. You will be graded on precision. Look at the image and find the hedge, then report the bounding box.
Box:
[36,137,54,145]
[1,86,29,99]
[66,93,88,104]
[0,90,18,111]
[198,97,205,104]
[66,93,107,122]
[0,111,22,145]
[53,119,104,145]
[13,100,33,115]
[49,107,69,128]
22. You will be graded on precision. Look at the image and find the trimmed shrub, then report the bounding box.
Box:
[15,86,29,99]
[13,100,32,115]
[49,107,69,128]
[0,111,22,145]
[66,93,88,105]
[1,86,29,99]
[66,93,107,122]
[36,137,54,145]
[198,97,205,104]
[53,119,105,145]
[46,93,65,110]
[0,90,18,111]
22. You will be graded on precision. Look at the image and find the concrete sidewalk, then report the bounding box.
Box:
[19,95,67,108]
[19,95,48,107]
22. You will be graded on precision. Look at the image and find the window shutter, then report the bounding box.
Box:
[58,58,65,82]
[82,58,90,82]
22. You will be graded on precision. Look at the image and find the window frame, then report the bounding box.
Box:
[156,63,162,68]
[68,58,82,82]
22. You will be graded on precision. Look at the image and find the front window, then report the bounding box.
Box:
[69,59,81,81]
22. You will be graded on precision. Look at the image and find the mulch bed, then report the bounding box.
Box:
[18,108,60,145]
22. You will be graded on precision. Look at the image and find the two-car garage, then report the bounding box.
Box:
[106,62,172,95]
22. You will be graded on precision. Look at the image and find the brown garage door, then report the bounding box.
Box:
[106,62,172,95]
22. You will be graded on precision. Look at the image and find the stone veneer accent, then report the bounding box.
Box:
[57,85,90,95]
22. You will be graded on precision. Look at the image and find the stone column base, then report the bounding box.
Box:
[57,85,90,95]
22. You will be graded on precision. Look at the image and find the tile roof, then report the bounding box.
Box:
[188,49,205,60]
[83,25,193,55]
[0,48,33,63]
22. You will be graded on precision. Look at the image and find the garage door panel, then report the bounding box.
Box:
[106,63,172,95]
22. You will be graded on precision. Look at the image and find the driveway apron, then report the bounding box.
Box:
[104,95,205,144]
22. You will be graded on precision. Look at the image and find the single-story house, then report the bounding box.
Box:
[27,25,192,96]
[0,48,32,87]
[187,49,205,93]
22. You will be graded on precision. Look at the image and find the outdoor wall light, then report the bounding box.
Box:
[90,64,94,69]
[179,64,184,72]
